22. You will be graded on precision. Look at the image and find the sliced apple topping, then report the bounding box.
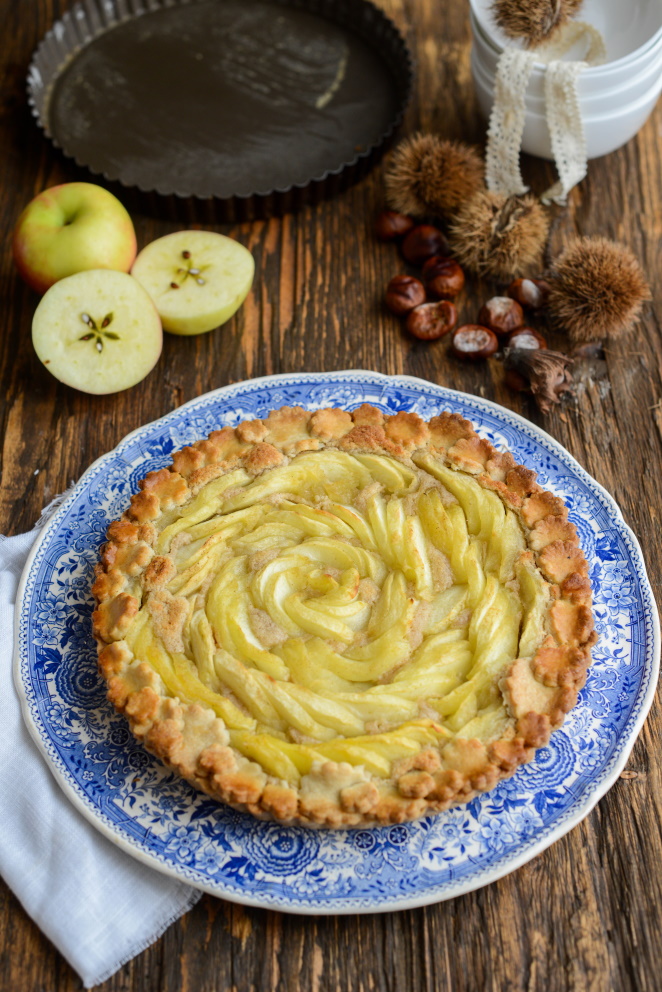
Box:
[126,450,547,784]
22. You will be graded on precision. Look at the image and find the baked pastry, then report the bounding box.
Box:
[92,405,596,827]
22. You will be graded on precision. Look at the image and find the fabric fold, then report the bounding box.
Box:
[1,529,200,988]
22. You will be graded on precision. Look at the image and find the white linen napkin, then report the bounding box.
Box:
[0,528,201,988]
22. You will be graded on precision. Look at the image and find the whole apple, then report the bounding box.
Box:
[13,182,137,294]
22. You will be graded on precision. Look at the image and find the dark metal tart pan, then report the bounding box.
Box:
[27,0,413,215]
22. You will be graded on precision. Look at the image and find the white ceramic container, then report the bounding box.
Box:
[469,8,662,98]
[470,0,662,66]
[471,11,662,117]
[471,48,662,159]
[469,0,662,159]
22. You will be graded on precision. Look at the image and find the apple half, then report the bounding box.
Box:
[32,270,163,395]
[131,230,254,335]
[13,182,137,295]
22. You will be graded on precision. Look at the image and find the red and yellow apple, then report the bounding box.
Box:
[13,182,137,295]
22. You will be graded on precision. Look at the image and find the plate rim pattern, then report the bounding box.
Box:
[14,370,661,913]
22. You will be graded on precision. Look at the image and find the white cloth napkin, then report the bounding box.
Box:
[0,529,201,988]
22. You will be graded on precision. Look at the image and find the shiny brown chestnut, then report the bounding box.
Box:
[422,256,465,299]
[375,210,415,241]
[507,277,551,310]
[507,327,547,350]
[450,324,499,360]
[477,297,525,336]
[406,301,457,341]
[385,275,427,316]
[401,225,449,266]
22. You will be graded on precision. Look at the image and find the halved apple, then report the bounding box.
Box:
[131,230,254,335]
[32,269,163,394]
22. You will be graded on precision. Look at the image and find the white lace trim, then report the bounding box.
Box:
[541,59,587,204]
[485,21,607,205]
[486,47,538,197]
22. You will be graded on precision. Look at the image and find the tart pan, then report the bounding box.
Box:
[27,0,413,208]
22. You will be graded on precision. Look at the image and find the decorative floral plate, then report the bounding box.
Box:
[15,372,659,913]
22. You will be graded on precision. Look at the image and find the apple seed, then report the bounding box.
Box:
[78,310,121,351]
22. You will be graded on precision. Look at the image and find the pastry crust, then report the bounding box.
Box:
[92,405,596,827]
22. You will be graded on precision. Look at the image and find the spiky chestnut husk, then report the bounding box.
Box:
[548,237,651,343]
[503,348,574,413]
[448,192,550,281]
[491,0,584,47]
[385,133,485,222]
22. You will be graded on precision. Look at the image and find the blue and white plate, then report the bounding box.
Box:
[14,371,659,912]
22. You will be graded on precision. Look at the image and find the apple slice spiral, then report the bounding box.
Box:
[93,406,596,826]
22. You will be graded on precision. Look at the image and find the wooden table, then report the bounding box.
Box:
[1,1,660,989]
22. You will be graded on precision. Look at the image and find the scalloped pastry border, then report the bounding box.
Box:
[92,405,597,828]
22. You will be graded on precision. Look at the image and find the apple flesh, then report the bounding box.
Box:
[13,182,137,295]
[131,230,254,335]
[32,270,162,395]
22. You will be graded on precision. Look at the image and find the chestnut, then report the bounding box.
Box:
[450,324,499,361]
[401,225,449,266]
[507,277,551,310]
[422,256,465,299]
[507,327,547,350]
[477,297,524,336]
[385,275,427,316]
[375,210,415,241]
[406,301,457,341]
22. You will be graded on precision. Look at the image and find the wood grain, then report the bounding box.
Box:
[1,1,661,990]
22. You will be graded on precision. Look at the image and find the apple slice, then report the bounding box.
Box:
[131,230,254,335]
[32,269,163,395]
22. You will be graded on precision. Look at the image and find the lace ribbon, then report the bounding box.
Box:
[485,22,607,205]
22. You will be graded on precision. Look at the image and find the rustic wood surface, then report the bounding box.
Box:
[1,0,660,989]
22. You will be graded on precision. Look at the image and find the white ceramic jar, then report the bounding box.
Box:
[469,0,662,159]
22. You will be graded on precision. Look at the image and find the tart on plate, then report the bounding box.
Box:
[92,405,596,827]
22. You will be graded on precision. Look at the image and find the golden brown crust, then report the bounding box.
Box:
[93,404,595,827]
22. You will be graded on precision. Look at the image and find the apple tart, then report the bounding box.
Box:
[92,405,596,827]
